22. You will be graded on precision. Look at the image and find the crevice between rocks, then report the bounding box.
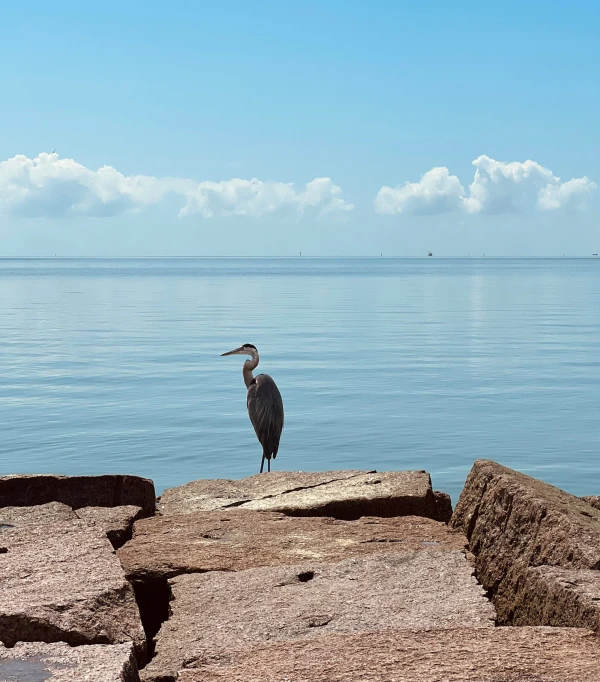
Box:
[130,576,172,662]
[461,548,499,627]
[466,542,503,628]
[130,568,213,666]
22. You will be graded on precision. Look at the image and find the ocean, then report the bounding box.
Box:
[1,257,599,503]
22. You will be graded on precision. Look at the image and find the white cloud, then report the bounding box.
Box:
[180,176,353,218]
[375,155,596,215]
[374,167,465,215]
[537,176,596,211]
[0,153,353,219]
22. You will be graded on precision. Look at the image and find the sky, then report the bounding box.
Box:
[0,0,599,257]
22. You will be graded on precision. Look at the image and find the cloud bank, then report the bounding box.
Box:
[375,156,596,215]
[0,153,354,219]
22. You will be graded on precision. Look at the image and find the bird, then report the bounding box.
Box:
[221,344,284,473]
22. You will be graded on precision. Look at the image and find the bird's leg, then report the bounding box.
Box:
[268,457,271,473]
[260,454,265,474]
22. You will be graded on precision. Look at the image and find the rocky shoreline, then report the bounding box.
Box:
[0,462,599,681]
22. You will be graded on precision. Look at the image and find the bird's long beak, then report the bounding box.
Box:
[220,347,243,357]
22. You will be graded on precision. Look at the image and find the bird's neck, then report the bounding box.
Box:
[243,351,259,388]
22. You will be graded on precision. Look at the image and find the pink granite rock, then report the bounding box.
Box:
[142,551,494,681]
[176,627,600,682]
[0,641,139,682]
[159,470,451,521]
[0,473,155,513]
[0,519,146,663]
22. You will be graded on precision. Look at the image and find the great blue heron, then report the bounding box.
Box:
[221,344,284,473]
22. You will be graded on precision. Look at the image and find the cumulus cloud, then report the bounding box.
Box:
[0,153,353,219]
[374,167,466,216]
[180,176,352,218]
[375,155,596,215]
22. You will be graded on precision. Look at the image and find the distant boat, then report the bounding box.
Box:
[428,251,433,257]
[593,253,598,257]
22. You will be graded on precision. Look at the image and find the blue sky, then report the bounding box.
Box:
[1,0,598,256]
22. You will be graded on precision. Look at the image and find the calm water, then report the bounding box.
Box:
[1,258,599,503]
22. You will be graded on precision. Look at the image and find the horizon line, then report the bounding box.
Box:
[1,255,599,261]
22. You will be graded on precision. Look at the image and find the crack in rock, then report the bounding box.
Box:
[221,471,377,510]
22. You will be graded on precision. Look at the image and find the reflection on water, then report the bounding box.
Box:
[0,659,52,682]
[1,258,599,502]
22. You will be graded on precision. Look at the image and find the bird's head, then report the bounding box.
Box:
[220,343,258,357]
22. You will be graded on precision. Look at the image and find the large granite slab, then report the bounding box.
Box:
[0,502,147,550]
[120,511,467,660]
[75,505,146,549]
[158,470,451,521]
[0,519,146,663]
[451,459,600,622]
[0,641,139,682]
[119,511,467,582]
[142,551,494,681]
[0,474,156,513]
[0,502,76,527]
[176,627,600,682]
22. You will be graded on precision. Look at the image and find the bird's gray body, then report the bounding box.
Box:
[221,344,284,473]
[247,373,284,468]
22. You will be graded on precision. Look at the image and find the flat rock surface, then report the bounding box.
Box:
[0,520,146,662]
[143,551,494,681]
[158,470,451,521]
[176,627,600,682]
[450,459,600,622]
[76,505,146,549]
[0,474,155,513]
[0,641,139,682]
[0,502,76,527]
[119,511,466,582]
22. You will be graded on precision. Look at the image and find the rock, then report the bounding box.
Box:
[119,511,467,652]
[511,565,600,631]
[0,474,156,514]
[175,627,600,682]
[143,551,495,681]
[119,511,467,581]
[432,490,452,521]
[450,459,600,622]
[0,641,139,682]
[582,495,600,511]
[75,505,147,549]
[158,470,451,521]
[0,520,146,664]
[0,502,76,527]
[0,502,149,550]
